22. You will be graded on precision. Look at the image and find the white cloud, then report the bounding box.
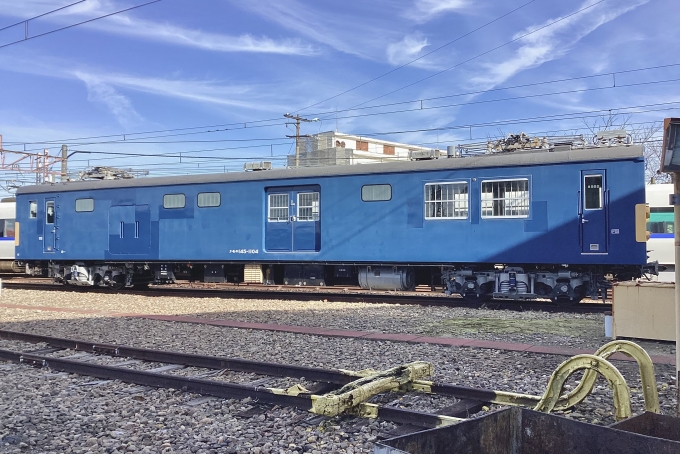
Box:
[386,33,430,66]
[72,70,294,113]
[75,72,144,128]
[405,0,468,23]
[100,15,318,55]
[0,0,317,55]
[235,0,407,61]
[469,0,650,89]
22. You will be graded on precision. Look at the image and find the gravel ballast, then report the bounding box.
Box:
[0,289,677,453]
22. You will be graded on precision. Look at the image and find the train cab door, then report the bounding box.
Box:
[43,198,57,253]
[580,171,607,254]
[265,186,320,252]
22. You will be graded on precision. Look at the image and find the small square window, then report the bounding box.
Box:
[29,201,37,218]
[163,194,186,209]
[198,192,220,208]
[75,198,94,212]
[362,184,392,202]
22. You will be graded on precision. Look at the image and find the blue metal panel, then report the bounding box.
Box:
[108,205,151,255]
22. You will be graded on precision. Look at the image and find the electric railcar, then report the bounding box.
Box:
[0,199,21,272]
[646,183,674,281]
[14,143,650,305]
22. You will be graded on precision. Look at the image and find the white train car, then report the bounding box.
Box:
[646,184,674,281]
[0,198,21,272]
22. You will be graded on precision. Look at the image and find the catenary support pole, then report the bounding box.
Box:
[675,174,680,417]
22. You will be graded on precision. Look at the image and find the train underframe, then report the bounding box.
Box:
[30,261,644,306]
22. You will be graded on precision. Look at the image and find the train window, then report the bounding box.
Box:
[29,201,37,218]
[46,201,55,224]
[297,192,320,221]
[648,208,674,234]
[268,194,289,222]
[584,175,603,210]
[0,220,14,238]
[362,184,392,202]
[163,194,186,209]
[424,182,468,219]
[75,198,94,212]
[481,179,529,218]
[197,192,221,208]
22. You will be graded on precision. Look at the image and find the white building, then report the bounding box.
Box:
[288,131,441,167]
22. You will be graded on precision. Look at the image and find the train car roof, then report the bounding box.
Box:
[16,144,644,195]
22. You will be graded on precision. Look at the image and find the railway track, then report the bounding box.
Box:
[0,329,504,434]
[1,279,613,313]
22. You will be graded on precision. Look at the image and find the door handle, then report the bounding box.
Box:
[581,218,588,223]
[290,216,297,222]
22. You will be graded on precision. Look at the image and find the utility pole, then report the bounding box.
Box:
[659,117,680,416]
[61,144,68,182]
[284,113,318,167]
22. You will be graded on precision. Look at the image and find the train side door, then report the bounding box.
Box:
[43,198,56,253]
[580,171,607,254]
[265,186,320,252]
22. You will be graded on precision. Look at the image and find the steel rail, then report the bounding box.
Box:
[0,347,464,429]
[1,281,612,313]
[0,329,521,405]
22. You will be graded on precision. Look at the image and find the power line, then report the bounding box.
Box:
[0,0,86,32]
[0,0,163,50]
[294,0,539,113]
[311,77,680,123]
[59,113,676,166]
[6,61,679,149]
[9,72,679,152]
[305,64,680,117]
[352,102,680,138]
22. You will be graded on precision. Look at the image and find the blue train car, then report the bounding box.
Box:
[15,144,648,304]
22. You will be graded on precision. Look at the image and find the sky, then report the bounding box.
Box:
[0,0,678,194]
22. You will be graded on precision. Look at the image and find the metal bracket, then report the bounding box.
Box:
[669,194,680,206]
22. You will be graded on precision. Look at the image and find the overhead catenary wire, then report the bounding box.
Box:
[0,0,87,32]
[5,61,679,149]
[0,0,163,50]
[64,118,669,168]
[10,101,678,170]
[6,75,679,153]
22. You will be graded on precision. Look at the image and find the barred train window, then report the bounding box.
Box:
[163,194,186,209]
[362,184,392,202]
[481,179,529,218]
[268,193,289,222]
[424,182,468,219]
[197,192,220,208]
[75,198,94,212]
[297,192,320,221]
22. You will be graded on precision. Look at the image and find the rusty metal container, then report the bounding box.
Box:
[609,411,680,442]
[374,408,680,454]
